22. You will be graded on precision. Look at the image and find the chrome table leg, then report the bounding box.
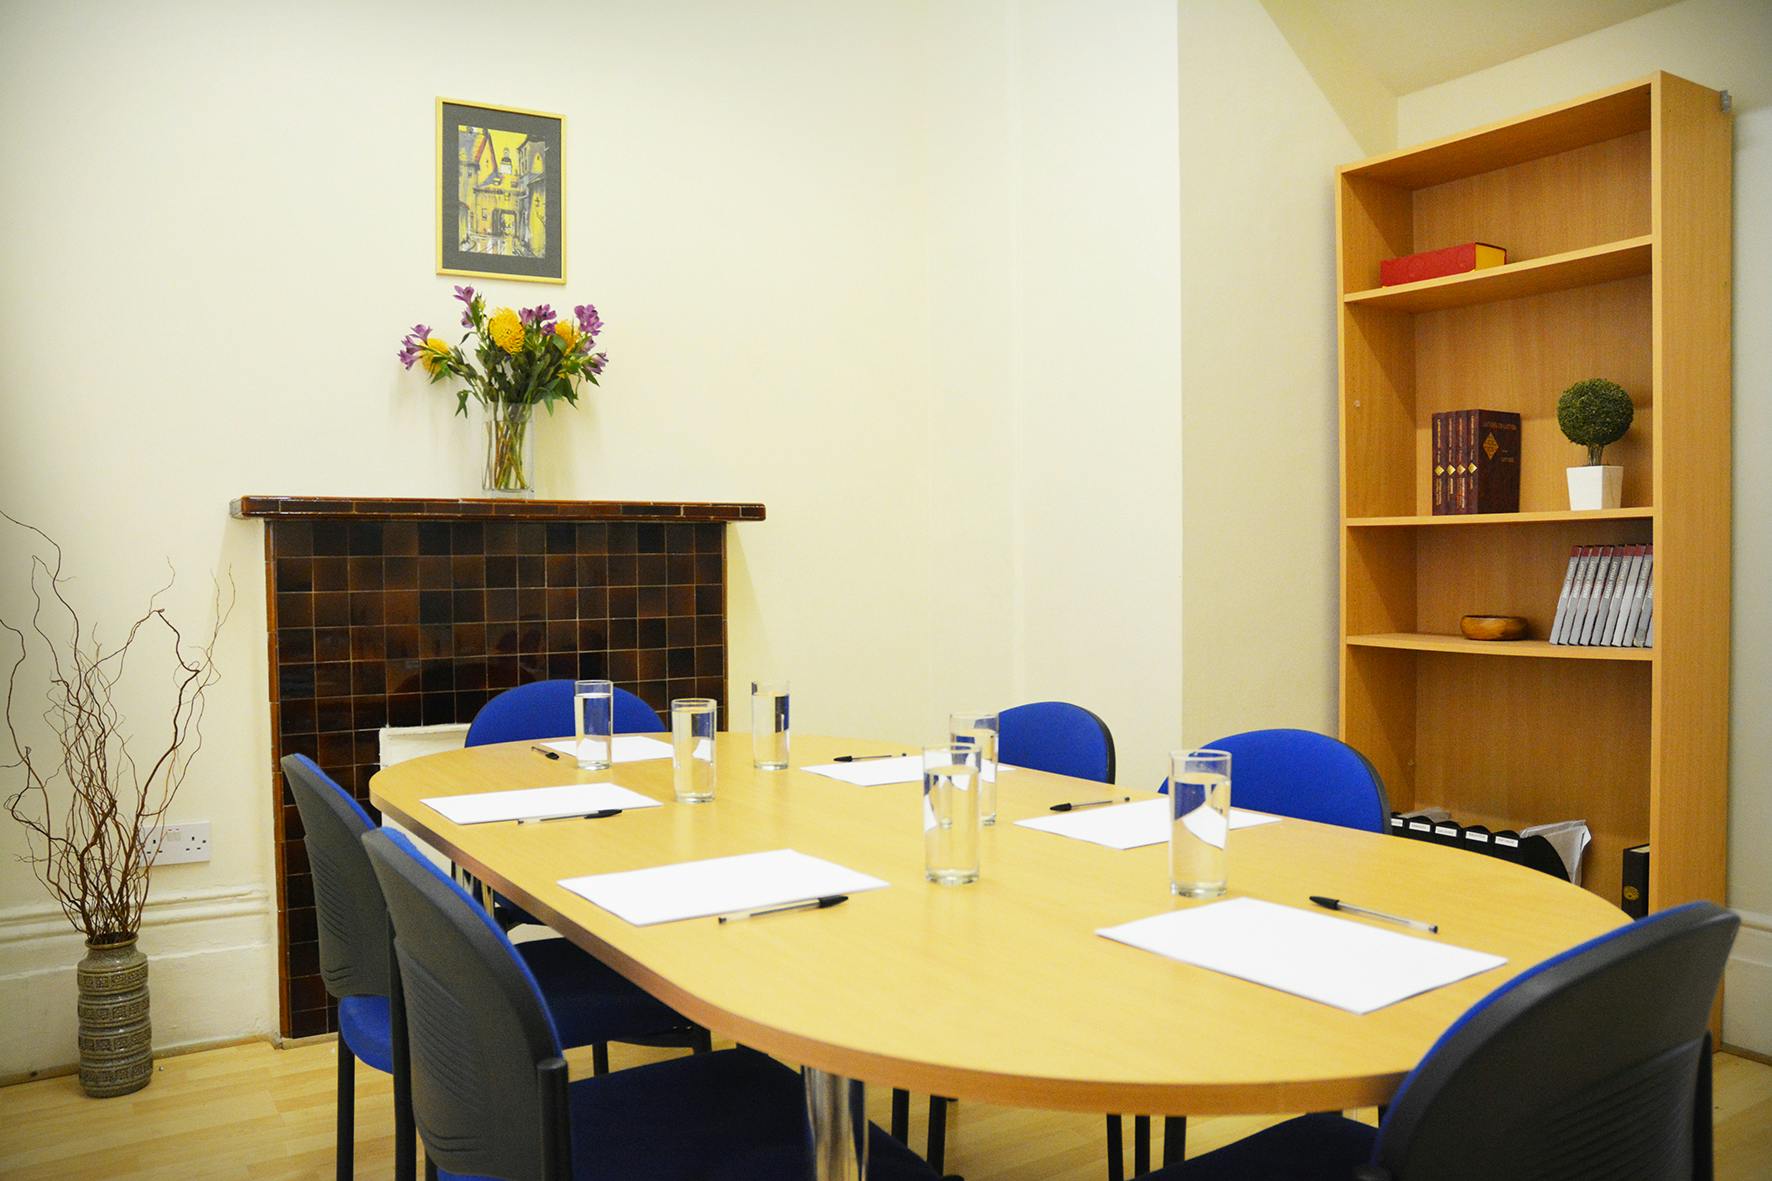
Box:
[803,1067,867,1181]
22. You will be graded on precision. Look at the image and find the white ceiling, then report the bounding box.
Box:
[1314,0,1686,95]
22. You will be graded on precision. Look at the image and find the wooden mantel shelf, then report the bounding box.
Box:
[230,495,765,522]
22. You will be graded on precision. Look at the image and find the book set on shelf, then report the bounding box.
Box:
[1432,409,1521,514]
[1549,544,1653,647]
[1390,809,1589,884]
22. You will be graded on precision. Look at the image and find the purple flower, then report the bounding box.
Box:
[397,324,433,369]
[588,351,608,376]
[453,285,476,306]
[574,303,602,340]
[520,304,557,331]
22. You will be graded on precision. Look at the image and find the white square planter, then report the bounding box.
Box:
[1566,465,1623,511]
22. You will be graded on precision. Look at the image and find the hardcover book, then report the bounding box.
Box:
[1468,409,1522,513]
[1379,242,1507,287]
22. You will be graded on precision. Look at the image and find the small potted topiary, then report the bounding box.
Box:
[1557,377,1633,510]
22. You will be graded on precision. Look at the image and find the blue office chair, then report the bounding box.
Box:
[1000,700,1116,784]
[1124,730,1389,1177]
[464,679,666,939]
[465,679,665,747]
[1166,729,1389,834]
[361,826,942,1181]
[282,755,702,1179]
[1142,900,1737,1180]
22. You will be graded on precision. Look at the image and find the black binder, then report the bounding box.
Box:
[1622,844,1650,918]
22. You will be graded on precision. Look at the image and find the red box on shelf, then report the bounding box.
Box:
[1379,242,1507,287]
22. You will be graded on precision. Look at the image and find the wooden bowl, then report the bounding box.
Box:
[1460,614,1528,641]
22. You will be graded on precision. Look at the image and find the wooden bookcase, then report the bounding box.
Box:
[1335,73,1731,916]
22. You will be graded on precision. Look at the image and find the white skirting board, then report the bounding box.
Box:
[1725,908,1772,1057]
[0,884,276,1080]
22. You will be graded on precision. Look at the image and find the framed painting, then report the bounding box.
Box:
[437,98,565,284]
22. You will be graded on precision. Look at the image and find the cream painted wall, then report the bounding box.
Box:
[0,0,936,1073]
[0,0,1184,1074]
[1395,0,1772,1052]
[1177,1,1375,752]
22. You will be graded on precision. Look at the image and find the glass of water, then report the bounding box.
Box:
[1169,749,1231,897]
[751,680,790,770]
[948,711,999,825]
[923,744,982,885]
[671,698,718,803]
[572,679,614,771]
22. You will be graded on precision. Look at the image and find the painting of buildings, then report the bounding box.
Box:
[438,100,563,283]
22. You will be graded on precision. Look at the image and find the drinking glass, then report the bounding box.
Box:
[948,711,999,825]
[572,679,614,771]
[671,698,718,803]
[923,745,981,885]
[1169,749,1231,897]
[751,680,790,770]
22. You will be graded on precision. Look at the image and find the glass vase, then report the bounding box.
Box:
[481,400,536,497]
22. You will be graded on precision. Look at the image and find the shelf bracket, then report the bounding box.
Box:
[1720,90,1732,112]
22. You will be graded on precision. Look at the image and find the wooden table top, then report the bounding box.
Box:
[369,733,1627,1115]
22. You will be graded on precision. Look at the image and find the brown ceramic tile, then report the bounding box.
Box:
[255,504,740,1037]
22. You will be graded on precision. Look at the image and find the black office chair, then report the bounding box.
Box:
[1141,900,1737,1180]
[361,825,943,1181]
[283,754,703,1179]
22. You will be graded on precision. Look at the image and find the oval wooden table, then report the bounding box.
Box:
[371,733,1626,1178]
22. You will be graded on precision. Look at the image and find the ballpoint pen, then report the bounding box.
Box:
[832,753,909,763]
[717,895,849,923]
[1049,796,1132,812]
[1309,895,1438,934]
[518,809,622,825]
[531,744,562,760]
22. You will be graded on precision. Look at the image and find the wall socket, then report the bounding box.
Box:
[144,821,211,866]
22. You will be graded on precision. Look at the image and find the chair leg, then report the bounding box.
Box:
[927,1095,949,1175]
[591,1042,610,1076]
[392,1047,416,1181]
[423,1158,438,1181]
[1161,1116,1187,1166]
[336,1038,355,1181]
[1105,1114,1124,1181]
[1133,1116,1150,1175]
[890,1088,910,1143]
[692,1027,713,1054]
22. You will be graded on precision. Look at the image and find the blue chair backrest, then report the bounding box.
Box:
[465,679,666,747]
[363,826,570,1180]
[1161,728,1388,832]
[999,701,1116,784]
[281,754,387,999]
[1372,901,1737,1181]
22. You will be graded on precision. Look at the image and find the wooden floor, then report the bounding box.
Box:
[2,1038,1768,1179]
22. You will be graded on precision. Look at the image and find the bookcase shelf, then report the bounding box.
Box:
[1348,507,1655,528]
[1342,236,1652,314]
[1345,633,1654,661]
[1336,74,1731,942]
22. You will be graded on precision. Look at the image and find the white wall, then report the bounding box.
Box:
[1177,1,1374,751]
[0,0,1182,1074]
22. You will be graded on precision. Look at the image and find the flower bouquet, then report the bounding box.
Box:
[400,286,608,495]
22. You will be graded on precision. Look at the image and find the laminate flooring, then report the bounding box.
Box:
[2,1039,1768,1179]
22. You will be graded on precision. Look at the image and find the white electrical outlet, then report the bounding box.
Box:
[145,821,211,865]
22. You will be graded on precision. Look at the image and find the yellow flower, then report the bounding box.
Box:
[420,337,450,375]
[488,307,525,354]
[553,321,579,351]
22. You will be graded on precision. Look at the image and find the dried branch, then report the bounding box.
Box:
[1,512,233,943]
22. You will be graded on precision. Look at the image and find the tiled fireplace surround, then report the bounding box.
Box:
[232,496,764,1038]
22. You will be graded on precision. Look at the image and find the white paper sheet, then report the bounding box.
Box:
[422,782,663,825]
[1098,897,1506,1014]
[1014,798,1281,849]
[540,735,676,763]
[801,755,922,787]
[558,848,890,926]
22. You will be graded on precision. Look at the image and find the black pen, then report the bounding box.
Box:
[1049,796,1132,812]
[1310,895,1438,934]
[717,895,849,923]
[530,744,562,761]
[833,753,909,763]
[518,809,622,825]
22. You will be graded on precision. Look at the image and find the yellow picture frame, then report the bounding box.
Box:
[436,97,566,285]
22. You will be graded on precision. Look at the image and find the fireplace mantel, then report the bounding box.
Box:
[234,493,761,1038]
[231,495,765,522]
